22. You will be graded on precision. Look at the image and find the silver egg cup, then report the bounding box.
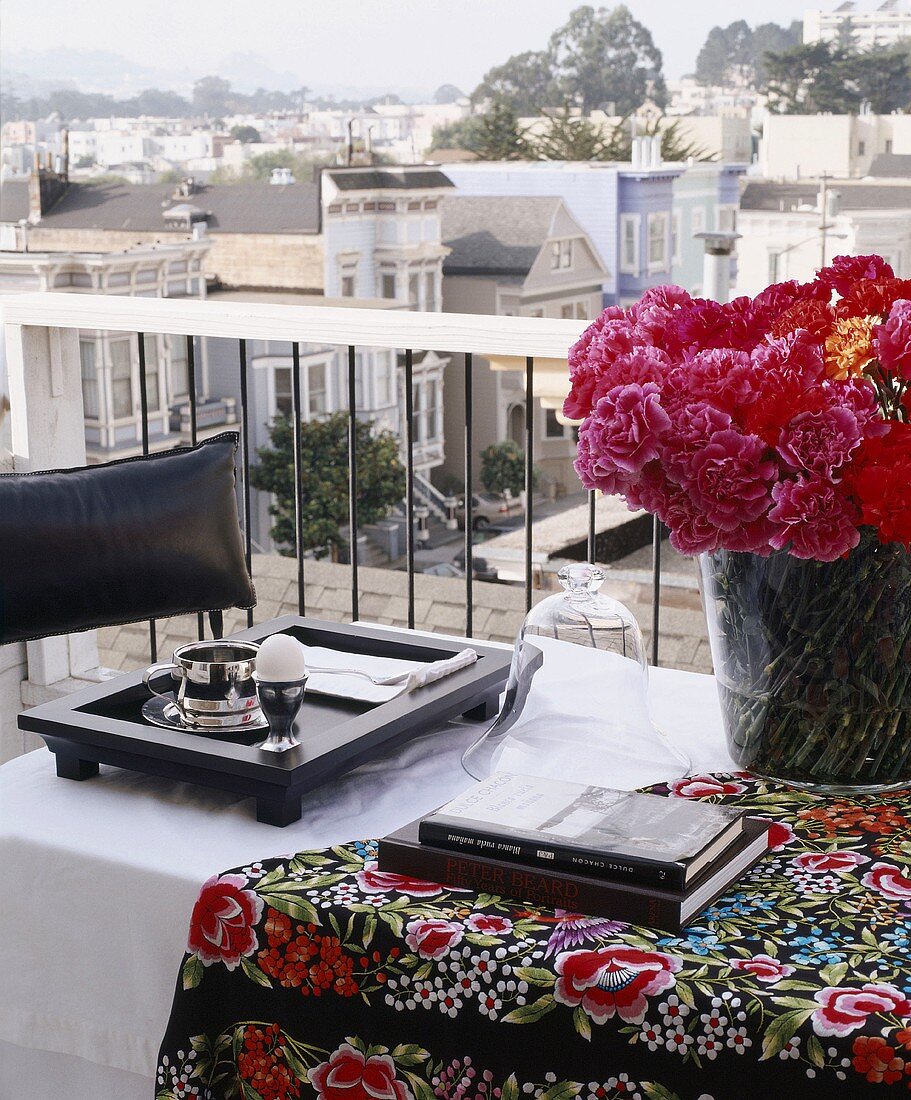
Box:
[255,675,308,753]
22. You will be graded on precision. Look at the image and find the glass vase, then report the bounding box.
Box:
[699,531,911,793]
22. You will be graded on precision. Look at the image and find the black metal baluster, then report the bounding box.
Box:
[652,516,662,667]
[185,334,204,640]
[347,346,359,621]
[587,489,596,565]
[238,339,254,628]
[136,331,157,663]
[291,343,305,616]
[524,356,534,614]
[464,353,474,637]
[404,349,415,629]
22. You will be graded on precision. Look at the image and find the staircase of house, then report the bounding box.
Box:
[413,473,452,523]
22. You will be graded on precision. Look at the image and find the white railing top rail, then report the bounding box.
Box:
[0,292,586,360]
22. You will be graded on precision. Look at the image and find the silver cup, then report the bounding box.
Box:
[143,640,263,729]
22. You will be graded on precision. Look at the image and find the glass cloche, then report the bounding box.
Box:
[461,563,690,789]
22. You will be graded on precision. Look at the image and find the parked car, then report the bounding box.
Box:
[455,493,522,530]
[423,554,499,583]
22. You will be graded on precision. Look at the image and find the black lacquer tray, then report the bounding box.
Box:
[19,616,513,826]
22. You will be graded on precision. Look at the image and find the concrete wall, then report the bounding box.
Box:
[0,638,27,764]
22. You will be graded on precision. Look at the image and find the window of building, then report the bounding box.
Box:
[768,249,783,284]
[530,308,544,318]
[858,140,866,156]
[575,301,588,319]
[544,409,566,438]
[408,271,420,310]
[340,267,356,297]
[561,303,574,319]
[109,339,133,419]
[308,362,327,416]
[424,270,436,311]
[672,210,682,265]
[648,212,668,271]
[551,240,573,269]
[381,272,397,299]
[412,382,423,441]
[691,207,705,238]
[79,339,99,420]
[620,214,640,275]
[274,367,294,418]
[886,139,894,153]
[375,352,394,406]
[425,380,440,441]
[170,336,189,401]
[142,333,160,413]
[717,207,737,233]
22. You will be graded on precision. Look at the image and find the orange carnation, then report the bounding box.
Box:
[824,316,877,379]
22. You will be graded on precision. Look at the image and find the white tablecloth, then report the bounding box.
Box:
[0,652,733,1100]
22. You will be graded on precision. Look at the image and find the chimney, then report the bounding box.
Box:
[27,152,69,224]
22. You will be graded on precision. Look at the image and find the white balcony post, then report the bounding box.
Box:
[5,322,101,695]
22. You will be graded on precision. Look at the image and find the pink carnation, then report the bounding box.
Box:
[777,406,862,476]
[589,347,670,407]
[662,400,732,482]
[683,428,777,531]
[818,254,895,296]
[664,491,722,555]
[683,348,757,413]
[874,299,911,380]
[573,427,634,496]
[768,476,861,561]
[751,330,825,387]
[829,377,890,438]
[583,382,671,475]
[752,278,830,314]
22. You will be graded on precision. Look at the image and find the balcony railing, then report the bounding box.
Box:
[1,292,668,677]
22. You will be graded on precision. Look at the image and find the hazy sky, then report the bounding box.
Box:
[2,0,808,90]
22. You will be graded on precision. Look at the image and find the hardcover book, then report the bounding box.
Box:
[418,772,750,889]
[379,817,771,933]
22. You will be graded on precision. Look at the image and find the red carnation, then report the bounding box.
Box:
[834,277,911,320]
[818,254,895,296]
[844,426,911,545]
[770,299,835,341]
[813,983,911,1037]
[309,1044,411,1100]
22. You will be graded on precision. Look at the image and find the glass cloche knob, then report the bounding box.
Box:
[461,563,690,789]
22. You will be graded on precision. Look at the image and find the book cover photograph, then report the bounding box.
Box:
[419,772,749,887]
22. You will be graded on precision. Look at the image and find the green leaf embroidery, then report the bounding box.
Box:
[538,1081,582,1100]
[500,1074,520,1100]
[502,994,556,1024]
[181,954,203,991]
[760,1007,816,1060]
[573,1004,592,1041]
[239,956,272,988]
[513,967,556,987]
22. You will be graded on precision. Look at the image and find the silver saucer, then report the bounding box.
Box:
[141,693,269,734]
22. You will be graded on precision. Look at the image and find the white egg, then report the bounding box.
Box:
[256,633,307,682]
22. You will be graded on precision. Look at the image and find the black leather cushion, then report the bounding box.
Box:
[0,433,255,644]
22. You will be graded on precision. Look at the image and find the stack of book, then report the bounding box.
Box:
[378,773,771,932]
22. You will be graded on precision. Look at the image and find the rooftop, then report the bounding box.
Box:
[741,179,911,212]
[324,168,454,191]
[442,195,564,276]
[867,153,911,178]
[0,179,322,234]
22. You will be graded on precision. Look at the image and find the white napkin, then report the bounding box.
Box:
[302,645,478,704]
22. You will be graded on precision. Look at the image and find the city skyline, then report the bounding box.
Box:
[2,0,808,100]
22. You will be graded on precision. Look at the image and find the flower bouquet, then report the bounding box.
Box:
[566,255,911,791]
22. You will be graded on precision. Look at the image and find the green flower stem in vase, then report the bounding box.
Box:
[699,530,911,792]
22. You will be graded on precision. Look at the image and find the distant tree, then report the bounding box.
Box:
[480,441,538,500]
[251,413,405,557]
[752,22,804,87]
[126,88,192,116]
[853,46,911,113]
[473,49,558,115]
[433,84,464,104]
[529,111,626,161]
[695,20,801,89]
[428,114,488,152]
[765,42,853,113]
[241,149,329,182]
[548,5,667,113]
[230,124,262,143]
[469,100,533,160]
[192,75,235,118]
[157,168,182,183]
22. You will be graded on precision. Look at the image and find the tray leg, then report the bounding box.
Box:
[55,753,100,781]
[462,690,500,722]
[256,793,302,827]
